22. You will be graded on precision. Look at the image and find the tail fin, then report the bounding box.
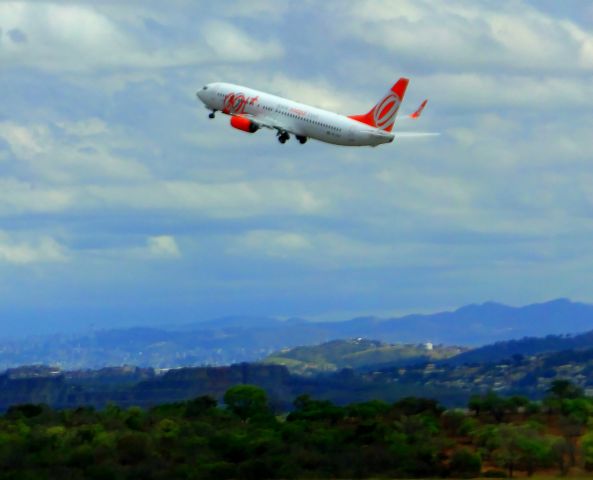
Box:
[348,78,409,132]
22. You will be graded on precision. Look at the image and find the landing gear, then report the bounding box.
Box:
[277,131,290,144]
[208,111,216,119]
[296,135,307,144]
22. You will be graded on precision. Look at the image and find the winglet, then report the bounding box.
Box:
[409,99,428,119]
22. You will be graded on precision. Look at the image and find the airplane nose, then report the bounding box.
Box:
[196,89,205,102]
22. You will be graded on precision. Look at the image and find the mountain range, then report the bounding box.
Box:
[1,298,593,369]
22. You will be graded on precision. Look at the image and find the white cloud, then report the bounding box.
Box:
[0,123,45,157]
[84,179,326,218]
[231,230,311,258]
[56,119,108,137]
[0,178,74,215]
[0,2,138,71]
[0,2,281,73]
[228,229,439,269]
[219,0,290,20]
[202,20,283,62]
[0,121,151,183]
[339,0,593,73]
[79,235,183,264]
[412,73,593,111]
[0,232,68,264]
[147,235,181,259]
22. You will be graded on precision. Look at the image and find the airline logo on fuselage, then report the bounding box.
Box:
[223,92,259,114]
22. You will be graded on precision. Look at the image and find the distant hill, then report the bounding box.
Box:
[262,338,467,374]
[446,330,593,365]
[1,298,593,369]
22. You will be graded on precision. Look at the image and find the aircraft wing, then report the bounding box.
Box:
[234,113,292,134]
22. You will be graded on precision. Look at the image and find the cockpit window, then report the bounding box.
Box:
[202,86,208,90]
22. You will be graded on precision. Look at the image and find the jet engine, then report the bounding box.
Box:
[230,116,260,133]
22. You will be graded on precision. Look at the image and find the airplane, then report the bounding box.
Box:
[196,78,428,147]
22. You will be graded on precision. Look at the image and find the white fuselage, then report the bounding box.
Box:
[197,82,395,147]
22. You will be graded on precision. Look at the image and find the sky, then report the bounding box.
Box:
[1,0,593,336]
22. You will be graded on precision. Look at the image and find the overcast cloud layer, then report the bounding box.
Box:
[1,0,593,336]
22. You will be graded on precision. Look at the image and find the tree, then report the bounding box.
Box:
[450,448,482,478]
[185,395,217,418]
[124,406,146,431]
[468,395,484,416]
[116,432,152,465]
[469,392,510,422]
[223,385,269,421]
[472,425,501,461]
[493,425,522,478]
[515,430,553,476]
[493,424,553,477]
[289,395,345,424]
[392,397,444,417]
[560,397,593,422]
[156,418,179,439]
[546,396,593,467]
[395,414,440,445]
[550,436,570,475]
[346,400,390,419]
[547,379,584,400]
[5,404,49,420]
[507,395,530,415]
[482,392,511,423]
[558,412,587,467]
[581,431,593,471]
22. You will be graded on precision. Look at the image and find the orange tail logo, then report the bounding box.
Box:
[349,78,409,132]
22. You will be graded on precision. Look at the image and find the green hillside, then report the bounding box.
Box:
[261,338,467,374]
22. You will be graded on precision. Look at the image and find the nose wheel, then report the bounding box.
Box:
[208,111,216,119]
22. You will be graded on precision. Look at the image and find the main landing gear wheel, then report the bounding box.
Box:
[277,132,290,144]
[208,111,216,119]
[296,135,307,144]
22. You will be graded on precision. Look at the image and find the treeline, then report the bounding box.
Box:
[1,380,593,479]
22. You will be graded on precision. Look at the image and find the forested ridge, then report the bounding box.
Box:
[2,380,593,479]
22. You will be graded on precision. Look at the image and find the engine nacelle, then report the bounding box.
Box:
[230,115,260,133]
